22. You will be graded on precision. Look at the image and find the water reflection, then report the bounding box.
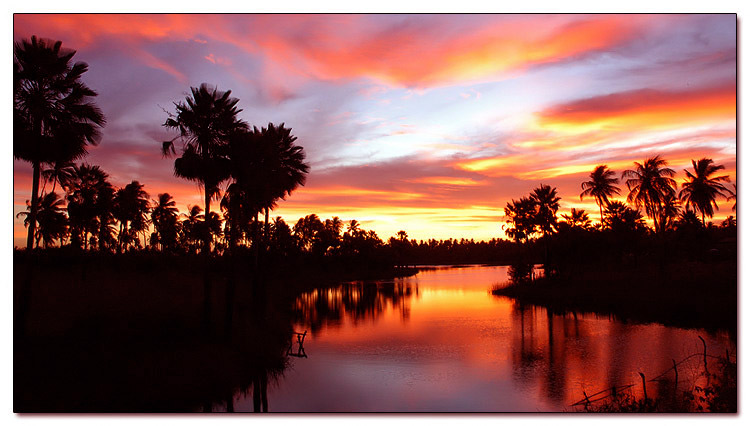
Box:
[274,265,734,412]
[292,279,417,334]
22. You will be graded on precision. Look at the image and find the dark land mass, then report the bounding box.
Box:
[13,249,415,412]
[493,258,737,336]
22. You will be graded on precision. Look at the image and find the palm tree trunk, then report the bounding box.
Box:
[204,185,211,255]
[264,207,270,249]
[598,203,604,229]
[26,160,41,250]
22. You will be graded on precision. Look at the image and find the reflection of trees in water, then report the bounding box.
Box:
[508,301,734,410]
[510,303,597,404]
[201,281,294,412]
[293,279,416,333]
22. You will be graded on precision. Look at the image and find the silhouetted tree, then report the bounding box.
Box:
[14,36,105,250]
[181,205,205,254]
[602,201,646,233]
[151,193,180,251]
[726,183,736,212]
[530,184,561,237]
[560,208,591,230]
[163,84,248,254]
[66,164,110,250]
[254,123,309,245]
[658,191,681,232]
[113,181,150,252]
[94,181,117,252]
[674,208,702,232]
[16,192,68,248]
[41,160,75,195]
[678,158,730,226]
[293,214,323,252]
[504,197,538,243]
[622,155,676,232]
[580,165,620,225]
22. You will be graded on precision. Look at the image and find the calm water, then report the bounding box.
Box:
[233,265,735,412]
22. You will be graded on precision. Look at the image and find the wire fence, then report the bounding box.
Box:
[570,335,736,409]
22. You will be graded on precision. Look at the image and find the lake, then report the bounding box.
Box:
[231,264,735,412]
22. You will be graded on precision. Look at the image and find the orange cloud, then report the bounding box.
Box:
[537,84,737,132]
[15,14,659,88]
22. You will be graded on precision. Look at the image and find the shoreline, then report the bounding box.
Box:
[492,259,737,336]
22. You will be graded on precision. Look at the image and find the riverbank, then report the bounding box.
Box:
[492,259,737,335]
[13,250,416,412]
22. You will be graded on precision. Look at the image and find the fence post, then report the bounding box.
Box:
[639,372,648,401]
[698,336,708,372]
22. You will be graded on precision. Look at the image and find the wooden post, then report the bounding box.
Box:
[672,359,678,395]
[639,372,648,401]
[698,336,708,372]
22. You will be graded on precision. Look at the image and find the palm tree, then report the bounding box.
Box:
[113,181,150,252]
[255,123,309,244]
[602,201,646,232]
[162,84,248,254]
[14,36,106,250]
[504,197,538,243]
[678,158,730,226]
[726,183,736,212]
[66,164,110,250]
[530,184,561,237]
[658,191,681,232]
[41,160,76,195]
[16,192,69,248]
[151,193,180,251]
[94,181,117,252]
[580,165,620,226]
[561,208,591,229]
[622,155,676,232]
[181,205,205,253]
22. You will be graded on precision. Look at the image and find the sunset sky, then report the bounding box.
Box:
[12,14,737,246]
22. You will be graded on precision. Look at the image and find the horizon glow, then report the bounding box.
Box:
[13,14,737,246]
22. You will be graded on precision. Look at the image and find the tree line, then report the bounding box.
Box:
[503,157,736,244]
[14,35,737,262]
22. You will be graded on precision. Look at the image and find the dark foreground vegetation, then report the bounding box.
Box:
[13,248,415,412]
[493,222,737,335]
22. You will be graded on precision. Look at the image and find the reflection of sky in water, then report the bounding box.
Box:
[236,265,734,412]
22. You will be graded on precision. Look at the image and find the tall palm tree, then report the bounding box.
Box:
[163,84,248,254]
[530,184,561,237]
[622,155,676,232]
[14,36,106,250]
[16,192,69,248]
[255,123,310,243]
[678,158,730,226]
[580,165,620,225]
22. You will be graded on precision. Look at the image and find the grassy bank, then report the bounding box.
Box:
[492,259,737,335]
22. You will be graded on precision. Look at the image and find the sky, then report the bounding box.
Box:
[12,13,737,246]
